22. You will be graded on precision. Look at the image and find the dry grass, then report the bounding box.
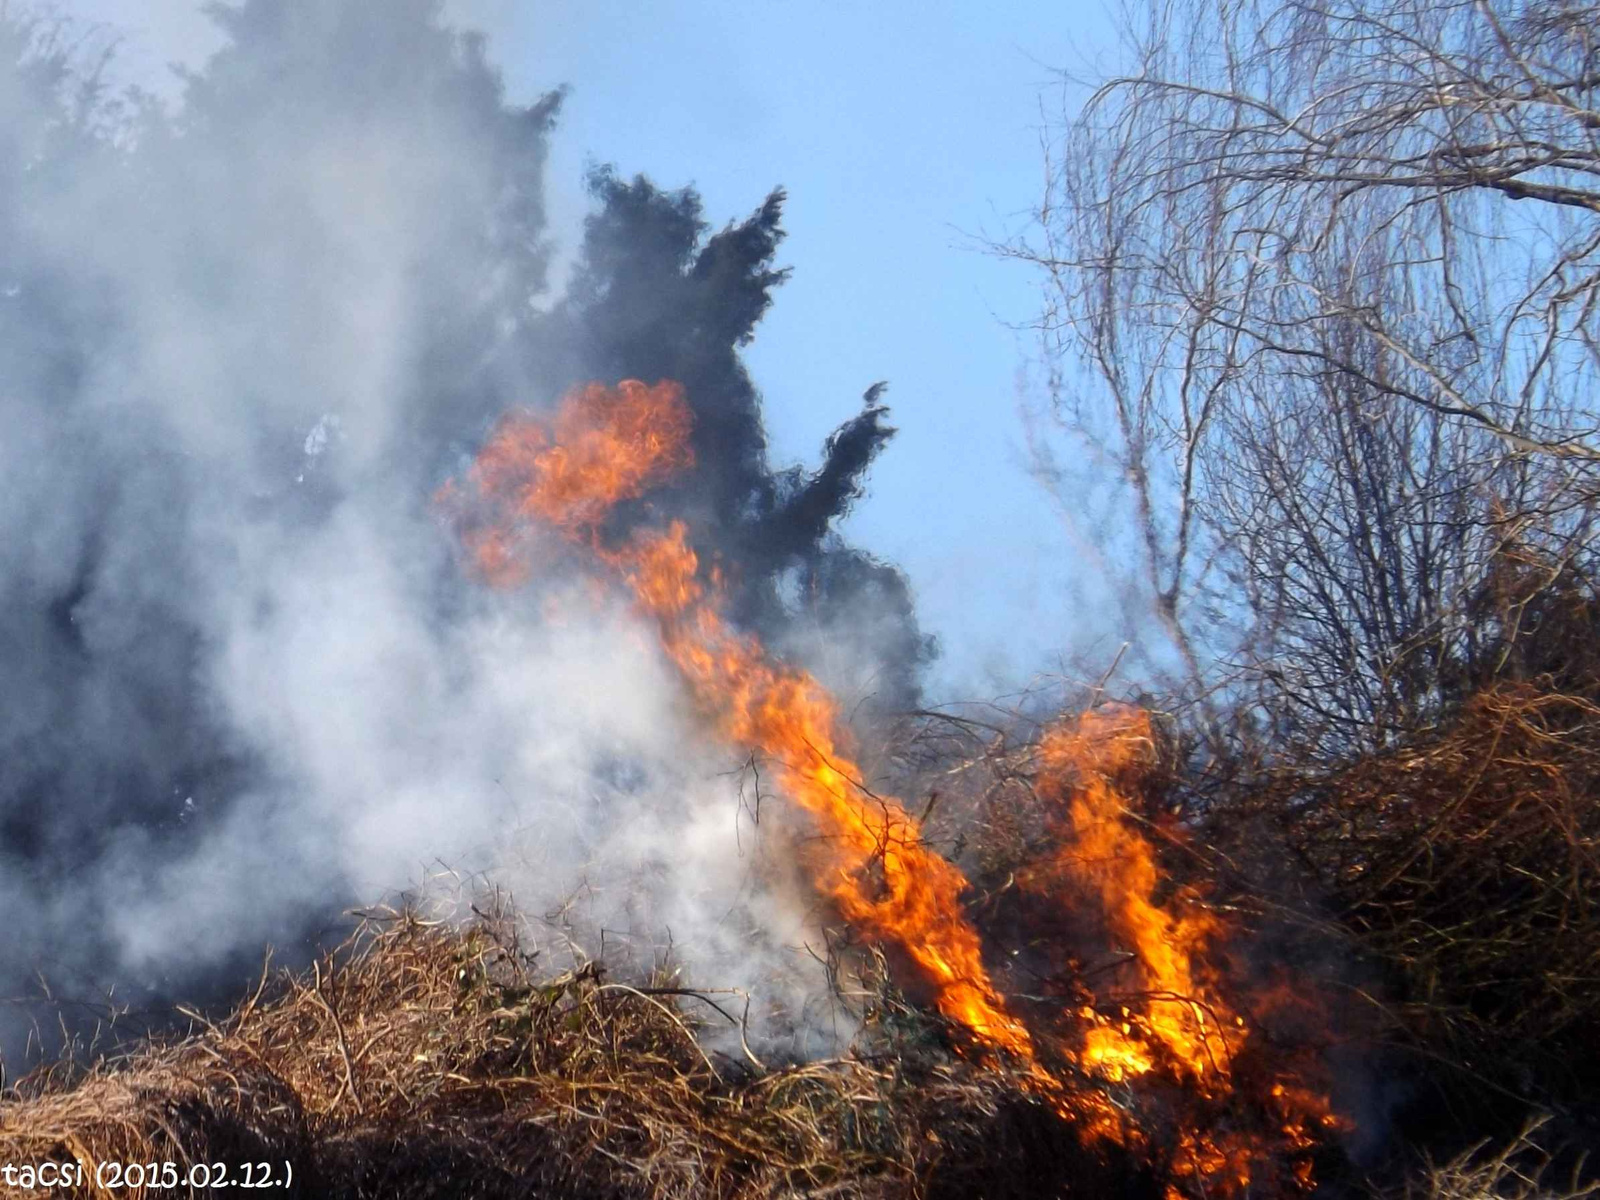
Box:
[1269,683,1600,1091]
[1407,1119,1599,1200]
[0,903,1104,1200]
[14,679,1593,1197]
[896,686,1600,1184]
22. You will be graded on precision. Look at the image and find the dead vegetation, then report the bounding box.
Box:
[1274,684,1600,1072]
[1407,1120,1600,1200]
[1228,679,1600,1181]
[0,903,1133,1200]
[5,665,1597,1198]
[894,665,1600,1190]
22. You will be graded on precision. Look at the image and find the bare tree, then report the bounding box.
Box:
[1203,322,1565,755]
[1004,0,1600,756]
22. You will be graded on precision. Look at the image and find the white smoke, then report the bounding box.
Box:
[0,0,842,1063]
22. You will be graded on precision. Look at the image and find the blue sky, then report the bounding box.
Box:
[67,0,1121,696]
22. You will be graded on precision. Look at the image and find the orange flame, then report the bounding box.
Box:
[471,378,693,532]
[445,379,694,585]
[449,379,1345,1195]
[611,521,1035,1055]
[454,380,1031,1057]
[1030,706,1238,1082]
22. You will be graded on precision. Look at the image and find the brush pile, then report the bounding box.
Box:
[1235,681,1600,1142]
[0,906,1130,1200]
[1285,685,1600,1066]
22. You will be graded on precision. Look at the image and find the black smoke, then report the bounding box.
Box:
[0,0,930,1063]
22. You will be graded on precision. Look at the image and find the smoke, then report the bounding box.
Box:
[0,0,925,1062]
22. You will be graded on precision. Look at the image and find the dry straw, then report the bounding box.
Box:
[0,903,1053,1200]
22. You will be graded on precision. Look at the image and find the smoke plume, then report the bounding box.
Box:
[0,0,927,1062]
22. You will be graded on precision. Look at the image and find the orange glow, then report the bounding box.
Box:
[1081,1023,1155,1081]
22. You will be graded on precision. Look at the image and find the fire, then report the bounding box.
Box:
[610,521,1036,1055]
[470,379,693,533]
[448,379,1345,1195]
[1028,706,1238,1081]
[442,379,693,585]
[1081,1023,1155,1081]
[453,381,1031,1057]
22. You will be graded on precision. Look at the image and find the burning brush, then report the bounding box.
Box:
[440,378,1353,1197]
